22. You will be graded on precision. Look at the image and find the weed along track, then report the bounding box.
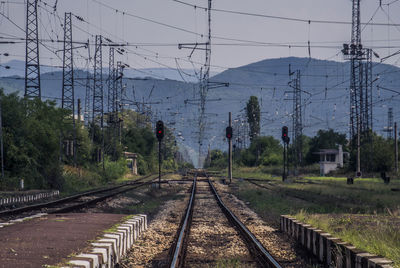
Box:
[169,173,281,268]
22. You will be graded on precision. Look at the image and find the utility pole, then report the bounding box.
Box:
[116,61,124,144]
[286,68,303,174]
[108,47,115,116]
[25,0,41,99]
[384,107,394,139]
[156,121,164,189]
[342,0,375,176]
[228,112,232,184]
[178,0,228,167]
[0,95,4,179]
[92,35,104,169]
[61,12,76,163]
[395,122,398,173]
[84,54,92,126]
[281,126,290,181]
[77,98,81,124]
[357,117,361,177]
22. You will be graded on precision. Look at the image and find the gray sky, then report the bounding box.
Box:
[1,0,400,74]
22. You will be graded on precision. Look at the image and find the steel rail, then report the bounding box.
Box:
[169,177,197,268]
[207,176,282,268]
[49,181,153,214]
[0,173,157,217]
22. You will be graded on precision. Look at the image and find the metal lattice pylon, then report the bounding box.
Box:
[92,35,103,131]
[92,35,104,164]
[62,13,75,122]
[84,65,92,125]
[107,47,115,116]
[25,0,41,99]
[61,12,76,159]
[197,0,212,167]
[292,70,303,169]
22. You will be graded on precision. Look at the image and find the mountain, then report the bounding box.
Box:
[1,57,399,166]
[0,60,216,82]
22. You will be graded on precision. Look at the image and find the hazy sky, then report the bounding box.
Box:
[1,0,400,74]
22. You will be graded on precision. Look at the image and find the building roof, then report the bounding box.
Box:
[124,152,138,158]
[313,149,339,155]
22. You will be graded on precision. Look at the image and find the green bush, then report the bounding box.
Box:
[104,157,129,182]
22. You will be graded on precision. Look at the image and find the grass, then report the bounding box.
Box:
[295,211,400,267]
[224,167,400,265]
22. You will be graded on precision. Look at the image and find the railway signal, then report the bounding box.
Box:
[156,120,164,188]
[226,126,233,140]
[282,126,290,181]
[281,126,289,144]
[227,113,233,184]
[156,120,164,141]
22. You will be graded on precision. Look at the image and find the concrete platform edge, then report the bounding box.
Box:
[62,214,147,268]
[280,215,394,268]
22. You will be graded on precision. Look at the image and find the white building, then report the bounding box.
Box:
[314,145,345,176]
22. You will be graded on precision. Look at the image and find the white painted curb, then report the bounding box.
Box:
[63,214,147,268]
[0,190,59,207]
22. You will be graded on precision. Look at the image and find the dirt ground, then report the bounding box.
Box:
[0,213,127,268]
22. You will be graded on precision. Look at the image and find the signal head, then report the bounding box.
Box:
[156,120,164,141]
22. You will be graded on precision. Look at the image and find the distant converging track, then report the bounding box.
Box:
[169,172,281,268]
[0,174,157,221]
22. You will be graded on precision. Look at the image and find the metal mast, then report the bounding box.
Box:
[342,0,375,175]
[349,0,362,140]
[84,64,92,125]
[61,12,75,159]
[25,0,41,99]
[197,0,212,167]
[385,107,394,139]
[84,42,92,125]
[107,47,115,116]
[292,70,303,169]
[363,48,373,132]
[92,35,104,165]
[115,61,123,143]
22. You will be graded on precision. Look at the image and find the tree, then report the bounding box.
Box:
[240,136,283,166]
[1,91,68,189]
[305,129,347,164]
[246,96,260,141]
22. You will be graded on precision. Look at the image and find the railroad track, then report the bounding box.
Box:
[0,173,157,221]
[169,172,281,268]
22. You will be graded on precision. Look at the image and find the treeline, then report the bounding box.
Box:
[205,129,396,175]
[0,90,185,191]
[206,95,396,175]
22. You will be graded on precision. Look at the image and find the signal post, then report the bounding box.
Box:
[281,126,290,181]
[156,120,164,188]
[226,112,233,184]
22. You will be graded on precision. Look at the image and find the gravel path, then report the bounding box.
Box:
[120,185,190,267]
[184,180,257,267]
[214,180,307,267]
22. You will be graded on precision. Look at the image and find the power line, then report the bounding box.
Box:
[173,0,400,27]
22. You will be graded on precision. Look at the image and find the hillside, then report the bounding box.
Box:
[1,57,400,164]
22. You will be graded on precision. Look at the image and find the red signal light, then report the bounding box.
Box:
[156,120,164,141]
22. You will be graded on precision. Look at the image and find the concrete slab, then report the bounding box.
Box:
[0,213,127,268]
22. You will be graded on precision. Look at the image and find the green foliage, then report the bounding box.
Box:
[240,136,283,167]
[349,132,394,173]
[61,166,102,195]
[205,149,228,169]
[103,157,129,182]
[1,91,66,189]
[0,90,182,191]
[246,96,260,141]
[305,129,347,164]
